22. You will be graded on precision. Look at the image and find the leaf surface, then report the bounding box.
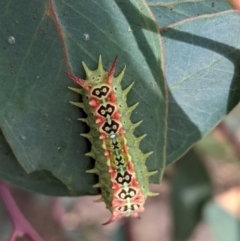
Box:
[0,0,166,195]
[162,10,240,164]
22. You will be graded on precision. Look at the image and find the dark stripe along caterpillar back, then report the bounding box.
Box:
[64,56,158,224]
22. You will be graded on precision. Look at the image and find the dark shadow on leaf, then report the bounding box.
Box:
[115,1,171,183]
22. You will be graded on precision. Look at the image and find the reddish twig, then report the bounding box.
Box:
[0,180,44,241]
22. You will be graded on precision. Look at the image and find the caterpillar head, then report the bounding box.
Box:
[103,204,144,225]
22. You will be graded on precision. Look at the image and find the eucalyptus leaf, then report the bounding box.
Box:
[0,0,166,195]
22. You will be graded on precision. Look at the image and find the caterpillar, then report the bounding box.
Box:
[64,56,158,224]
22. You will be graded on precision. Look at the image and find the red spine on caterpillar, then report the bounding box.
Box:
[65,56,158,224]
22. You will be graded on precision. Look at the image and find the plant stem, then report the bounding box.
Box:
[0,180,44,241]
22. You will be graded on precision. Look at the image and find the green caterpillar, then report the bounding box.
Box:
[64,56,157,224]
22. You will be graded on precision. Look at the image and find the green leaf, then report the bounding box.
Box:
[0,0,166,195]
[170,148,212,241]
[204,200,240,241]
[161,11,240,164]
[0,130,70,196]
[1,0,239,197]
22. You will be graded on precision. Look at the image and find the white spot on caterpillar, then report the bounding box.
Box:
[8,36,15,44]
[120,193,125,198]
